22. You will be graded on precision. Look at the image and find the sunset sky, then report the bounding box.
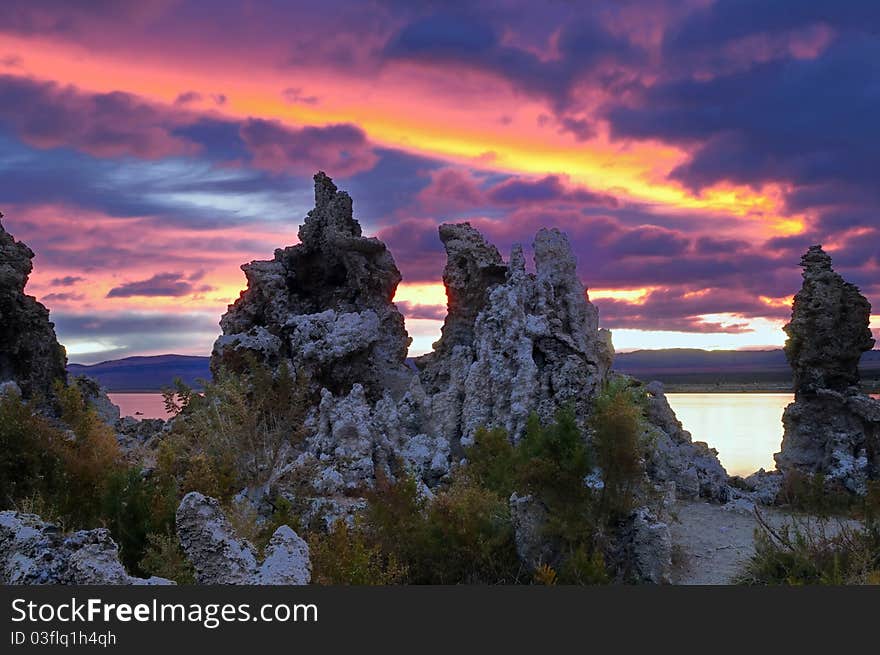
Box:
[1,1,878,363]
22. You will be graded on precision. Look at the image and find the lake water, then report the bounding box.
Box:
[108,393,171,420]
[665,393,790,477]
[110,391,793,476]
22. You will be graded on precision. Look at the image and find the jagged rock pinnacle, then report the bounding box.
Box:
[783,244,874,394]
[775,245,879,494]
[214,172,411,400]
[801,244,833,274]
[0,218,67,401]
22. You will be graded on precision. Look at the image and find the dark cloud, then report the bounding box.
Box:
[42,292,84,303]
[664,0,880,56]
[385,11,646,112]
[0,75,195,159]
[49,275,84,286]
[0,1,173,37]
[282,87,319,105]
[107,272,205,298]
[377,218,447,283]
[693,236,751,256]
[487,175,618,208]
[394,301,446,321]
[174,91,202,105]
[608,37,880,196]
[239,118,379,177]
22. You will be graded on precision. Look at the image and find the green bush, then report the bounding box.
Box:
[311,471,520,585]
[590,378,646,521]
[463,406,616,583]
[416,477,520,584]
[139,532,196,584]
[778,470,856,517]
[0,384,182,573]
[0,391,66,509]
[51,383,126,527]
[465,426,517,497]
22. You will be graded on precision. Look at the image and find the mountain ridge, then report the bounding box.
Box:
[68,349,880,392]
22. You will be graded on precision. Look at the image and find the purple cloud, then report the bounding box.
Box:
[0,75,196,159]
[107,272,207,298]
[239,119,378,177]
[49,275,84,286]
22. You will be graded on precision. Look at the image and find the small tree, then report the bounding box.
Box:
[590,379,646,521]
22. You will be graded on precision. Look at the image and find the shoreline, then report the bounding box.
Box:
[104,385,880,395]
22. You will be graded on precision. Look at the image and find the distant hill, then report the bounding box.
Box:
[615,348,880,389]
[68,355,210,392]
[68,349,880,392]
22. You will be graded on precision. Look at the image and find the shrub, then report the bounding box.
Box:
[309,519,407,585]
[463,407,614,583]
[466,426,518,496]
[532,563,557,585]
[736,498,880,585]
[0,383,181,572]
[558,545,609,585]
[139,532,196,584]
[778,470,855,517]
[416,477,520,584]
[0,391,66,509]
[52,382,124,526]
[360,472,427,567]
[589,379,647,521]
[158,359,311,503]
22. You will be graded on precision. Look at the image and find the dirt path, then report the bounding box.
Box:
[670,499,780,585]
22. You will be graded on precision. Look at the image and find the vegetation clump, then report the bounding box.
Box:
[312,379,651,584]
[737,482,880,585]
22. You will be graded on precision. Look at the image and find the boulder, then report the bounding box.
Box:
[509,492,551,571]
[0,511,172,585]
[624,507,672,584]
[175,492,310,585]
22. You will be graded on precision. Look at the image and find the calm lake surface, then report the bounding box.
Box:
[111,391,796,476]
[665,393,791,477]
[108,393,171,421]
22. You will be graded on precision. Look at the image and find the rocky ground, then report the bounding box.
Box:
[670,500,769,584]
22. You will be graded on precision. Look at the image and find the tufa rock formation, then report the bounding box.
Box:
[213,172,412,401]
[641,380,730,502]
[0,511,172,585]
[774,246,880,493]
[212,173,732,580]
[213,175,730,506]
[784,246,875,394]
[0,216,67,402]
[415,224,614,447]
